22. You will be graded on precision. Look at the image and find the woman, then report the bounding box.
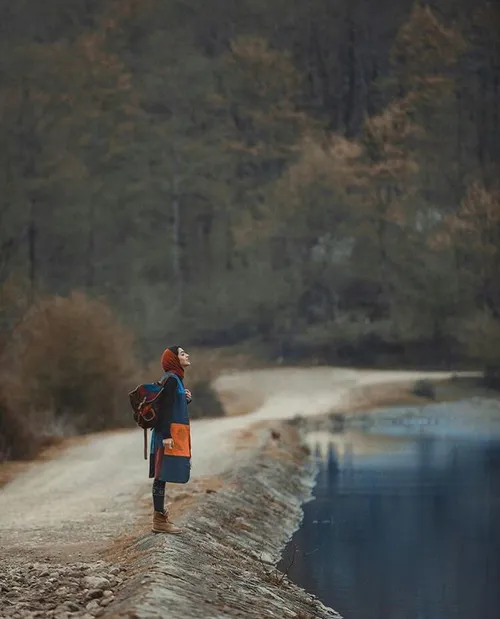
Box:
[149,345,192,534]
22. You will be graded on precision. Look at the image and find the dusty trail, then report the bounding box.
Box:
[0,367,455,559]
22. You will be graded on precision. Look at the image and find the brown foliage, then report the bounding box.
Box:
[1,292,140,451]
[391,3,466,83]
[0,389,36,462]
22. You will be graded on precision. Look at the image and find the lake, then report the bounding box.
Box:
[279,409,500,619]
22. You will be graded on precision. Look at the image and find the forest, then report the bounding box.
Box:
[0,0,499,458]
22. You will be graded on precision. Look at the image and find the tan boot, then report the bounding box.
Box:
[152,511,183,534]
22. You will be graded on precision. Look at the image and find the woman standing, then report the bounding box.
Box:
[149,346,192,534]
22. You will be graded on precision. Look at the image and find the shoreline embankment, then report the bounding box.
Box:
[106,422,340,619]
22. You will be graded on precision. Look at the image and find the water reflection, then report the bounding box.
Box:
[280,431,500,619]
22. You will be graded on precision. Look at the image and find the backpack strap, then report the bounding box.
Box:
[159,372,185,394]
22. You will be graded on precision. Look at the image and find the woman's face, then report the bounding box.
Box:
[178,348,191,368]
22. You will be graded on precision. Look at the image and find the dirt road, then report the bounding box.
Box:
[0,367,454,556]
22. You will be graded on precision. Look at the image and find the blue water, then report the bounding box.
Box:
[280,432,500,619]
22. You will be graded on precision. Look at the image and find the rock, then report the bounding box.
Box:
[108,567,120,576]
[85,599,101,613]
[55,586,71,596]
[412,378,437,400]
[54,605,69,614]
[100,596,114,607]
[85,589,104,601]
[64,601,81,612]
[102,590,114,598]
[82,576,110,590]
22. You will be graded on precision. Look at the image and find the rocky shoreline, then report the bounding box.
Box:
[104,423,340,619]
[0,559,126,619]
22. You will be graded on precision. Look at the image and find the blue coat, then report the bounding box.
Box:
[149,373,191,484]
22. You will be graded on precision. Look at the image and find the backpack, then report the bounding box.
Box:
[128,374,169,459]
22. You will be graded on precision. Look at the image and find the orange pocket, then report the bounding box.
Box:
[164,423,191,457]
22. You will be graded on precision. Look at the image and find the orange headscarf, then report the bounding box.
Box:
[161,346,184,380]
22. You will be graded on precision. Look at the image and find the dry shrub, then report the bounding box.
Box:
[0,391,36,462]
[0,277,32,354]
[178,347,251,419]
[2,291,140,439]
[186,379,224,419]
[0,280,36,461]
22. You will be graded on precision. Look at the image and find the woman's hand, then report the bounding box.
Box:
[185,389,192,402]
[163,438,174,450]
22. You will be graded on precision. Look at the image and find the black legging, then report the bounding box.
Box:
[152,478,166,513]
